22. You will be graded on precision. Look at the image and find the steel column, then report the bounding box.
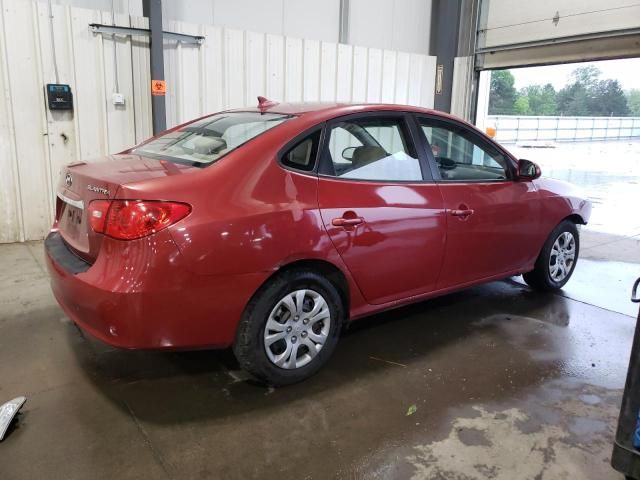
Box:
[429,0,462,113]
[338,0,350,44]
[143,0,166,134]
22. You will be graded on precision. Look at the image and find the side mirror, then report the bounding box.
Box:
[517,159,541,180]
[342,146,356,160]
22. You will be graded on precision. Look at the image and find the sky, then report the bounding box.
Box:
[509,58,640,92]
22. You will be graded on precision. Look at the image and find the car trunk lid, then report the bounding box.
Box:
[55,154,195,262]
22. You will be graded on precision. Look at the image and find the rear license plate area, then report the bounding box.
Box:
[59,202,83,236]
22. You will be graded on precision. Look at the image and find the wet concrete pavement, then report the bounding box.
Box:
[0,229,638,479]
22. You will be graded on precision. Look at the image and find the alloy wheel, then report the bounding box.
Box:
[549,231,576,282]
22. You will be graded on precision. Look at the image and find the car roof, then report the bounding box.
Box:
[220,100,495,154]
[227,101,460,123]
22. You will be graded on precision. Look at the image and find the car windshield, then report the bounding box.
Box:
[133,112,292,166]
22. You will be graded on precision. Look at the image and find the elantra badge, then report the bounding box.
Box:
[87,185,110,196]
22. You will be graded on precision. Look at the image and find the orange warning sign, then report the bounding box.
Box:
[151,80,166,96]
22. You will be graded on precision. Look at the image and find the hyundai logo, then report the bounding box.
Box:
[65,173,72,187]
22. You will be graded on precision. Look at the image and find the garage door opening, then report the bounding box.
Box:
[475,58,640,315]
[476,58,640,240]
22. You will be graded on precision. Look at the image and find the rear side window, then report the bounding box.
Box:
[323,117,422,182]
[280,130,321,172]
[134,112,292,167]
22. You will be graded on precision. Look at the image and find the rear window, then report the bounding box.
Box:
[134,112,292,166]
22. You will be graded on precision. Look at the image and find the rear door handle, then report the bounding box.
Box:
[332,216,364,227]
[450,209,474,217]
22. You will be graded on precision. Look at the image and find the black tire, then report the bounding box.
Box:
[523,220,580,291]
[233,269,344,386]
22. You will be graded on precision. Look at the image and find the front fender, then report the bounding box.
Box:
[534,177,592,225]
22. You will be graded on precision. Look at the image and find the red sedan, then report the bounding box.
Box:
[45,100,591,385]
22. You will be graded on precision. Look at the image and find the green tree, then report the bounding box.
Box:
[627,89,640,116]
[570,66,601,90]
[590,79,629,116]
[514,95,530,114]
[557,83,590,115]
[558,67,629,116]
[489,70,517,114]
[519,84,557,115]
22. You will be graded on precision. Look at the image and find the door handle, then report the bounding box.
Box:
[450,208,474,217]
[332,216,364,227]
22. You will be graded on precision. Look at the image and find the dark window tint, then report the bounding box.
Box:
[418,118,510,181]
[281,130,321,171]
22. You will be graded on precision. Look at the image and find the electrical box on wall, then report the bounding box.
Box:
[112,92,125,105]
[45,83,73,110]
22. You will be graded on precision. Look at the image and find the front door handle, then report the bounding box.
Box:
[450,208,474,218]
[332,215,364,227]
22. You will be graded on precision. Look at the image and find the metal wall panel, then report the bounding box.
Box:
[349,0,432,54]
[0,1,436,243]
[450,56,475,121]
[0,1,23,242]
[142,21,439,127]
[4,1,51,241]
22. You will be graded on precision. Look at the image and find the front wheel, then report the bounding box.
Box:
[233,269,344,386]
[523,220,580,291]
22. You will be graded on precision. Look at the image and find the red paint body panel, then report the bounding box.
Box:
[45,102,592,350]
[318,178,446,304]
[436,181,541,288]
[46,229,270,348]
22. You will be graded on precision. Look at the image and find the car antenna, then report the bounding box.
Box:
[257,96,277,112]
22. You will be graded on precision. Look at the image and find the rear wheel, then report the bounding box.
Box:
[233,269,344,386]
[523,220,579,291]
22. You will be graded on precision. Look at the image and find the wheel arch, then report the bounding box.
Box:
[564,213,587,225]
[253,259,351,317]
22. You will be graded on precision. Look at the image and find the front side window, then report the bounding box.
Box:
[418,118,510,181]
[134,112,292,166]
[323,117,422,182]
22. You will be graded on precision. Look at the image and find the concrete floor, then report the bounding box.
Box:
[0,229,638,480]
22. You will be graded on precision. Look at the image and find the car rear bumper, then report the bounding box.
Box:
[45,230,269,350]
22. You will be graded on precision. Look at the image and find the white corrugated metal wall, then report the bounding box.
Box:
[0,0,436,243]
[20,0,434,55]
[0,1,150,243]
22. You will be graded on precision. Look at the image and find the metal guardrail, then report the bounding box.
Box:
[487,115,640,143]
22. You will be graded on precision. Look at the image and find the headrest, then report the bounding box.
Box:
[193,136,227,155]
[351,146,387,167]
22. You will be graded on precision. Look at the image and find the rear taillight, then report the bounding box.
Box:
[88,200,191,240]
